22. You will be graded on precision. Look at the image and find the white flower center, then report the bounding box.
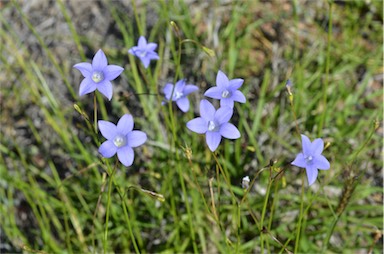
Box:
[92,71,104,83]
[305,155,313,164]
[173,91,183,100]
[113,134,127,148]
[208,120,219,132]
[221,90,231,98]
[139,50,147,58]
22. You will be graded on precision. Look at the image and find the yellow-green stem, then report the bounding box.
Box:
[103,161,118,253]
[94,93,97,133]
[294,173,305,253]
[318,1,333,136]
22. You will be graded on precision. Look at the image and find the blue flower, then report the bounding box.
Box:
[128,36,160,68]
[163,79,199,112]
[186,99,240,152]
[98,114,147,167]
[291,134,330,186]
[73,49,124,100]
[204,70,246,108]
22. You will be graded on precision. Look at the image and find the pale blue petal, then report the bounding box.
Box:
[127,131,147,148]
[128,46,138,56]
[183,85,199,95]
[140,57,150,68]
[96,80,113,100]
[305,165,318,186]
[138,36,147,48]
[215,106,233,125]
[220,123,240,139]
[117,114,134,135]
[206,131,222,152]
[176,97,189,112]
[73,62,92,78]
[163,84,174,100]
[220,97,234,108]
[148,52,159,60]
[186,117,207,134]
[200,99,215,121]
[175,79,186,92]
[99,140,117,158]
[312,138,324,155]
[104,65,124,81]
[232,90,246,103]
[98,120,117,140]
[301,134,312,156]
[314,155,330,170]
[228,78,244,90]
[92,49,108,71]
[79,78,97,96]
[147,42,157,51]
[204,87,223,99]
[216,70,229,88]
[291,153,307,168]
[117,146,134,167]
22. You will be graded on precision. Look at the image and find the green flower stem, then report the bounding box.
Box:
[103,160,118,253]
[318,1,333,137]
[93,93,97,133]
[167,21,198,252]
[260,168,273,254]
[120,193,141,254]
[212,152,239,250]
[294,173,305,253]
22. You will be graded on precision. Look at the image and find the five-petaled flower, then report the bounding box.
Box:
[163,79,199,112]
[186,99,240,152]
[73,49,124,100]
[204,70,246,108]
[291,134,330,186]
[128,36,159,68]
[98,114,147,167]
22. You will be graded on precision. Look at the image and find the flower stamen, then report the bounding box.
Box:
[113,134,127,148]
[92,71,104,83]
[221,90,230,98]
[208,120,218,132]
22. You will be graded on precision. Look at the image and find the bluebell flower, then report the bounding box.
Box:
[128,36,159,68]
[186,99,240,152]
[291,134,330,186]
[163,79,199,112]
[204,70,246,108]
[98,114,147,167]
[73,49,124,100]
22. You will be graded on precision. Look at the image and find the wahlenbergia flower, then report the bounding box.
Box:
[204,70,246,108]
[186,99,240,152]
[291,134,330,186]
[128,36,159,68]
[98,114,147,167]
[163,79,199,112]
[73,49,124,100]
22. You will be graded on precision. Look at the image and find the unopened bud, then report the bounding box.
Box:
[242,176,250,189]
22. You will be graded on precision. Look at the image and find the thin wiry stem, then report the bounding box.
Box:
[294,173,306,253]
[318,1,333,136]
[103,160,118,253]
[93,92,97,133]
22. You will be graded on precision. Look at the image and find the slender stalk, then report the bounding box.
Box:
[318,1,333,136]
[131,0,143,36]
[212,153,236,200]
[294,173,305,253]
[103,160,118,253]
[167,21,197,252]
[94,93,98,133]
[260,168,273,254]
[121,193,141,254]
